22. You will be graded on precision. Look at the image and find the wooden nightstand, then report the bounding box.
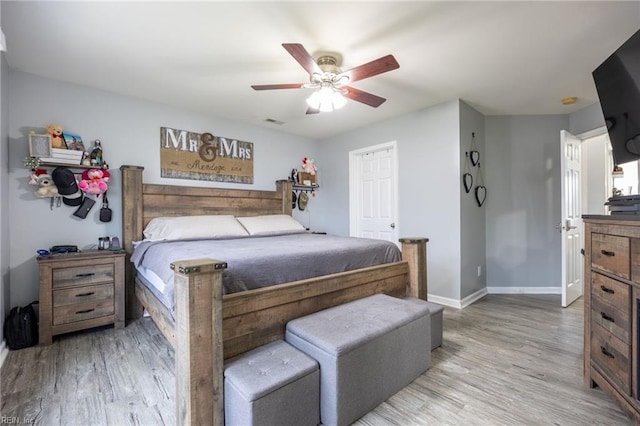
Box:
[37,249,126,345]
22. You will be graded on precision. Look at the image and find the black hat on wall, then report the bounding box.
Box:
[52,167,83,206]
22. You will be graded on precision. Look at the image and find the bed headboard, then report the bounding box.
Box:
[120,165,292,316]
[121,165,292,250]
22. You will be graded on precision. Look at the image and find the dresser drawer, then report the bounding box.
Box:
[591,323,631,395]
[591,272,630,314]
[53,298,114,325]
[591,233,630,279]
[53,283,114,307]
[591,299,630,344]
[52,264,114,289]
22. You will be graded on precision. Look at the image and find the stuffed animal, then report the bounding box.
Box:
[78,168,110,195]
[302,157,317,175]
[47,124,65,149]
[29,168,47,186]
[31,170,59,198]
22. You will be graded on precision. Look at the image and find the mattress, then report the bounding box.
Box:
[132,232,402,315]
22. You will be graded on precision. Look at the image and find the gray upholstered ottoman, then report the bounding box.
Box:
[285,294,431,426]
[224,340,320,426]
[405,298,444,350]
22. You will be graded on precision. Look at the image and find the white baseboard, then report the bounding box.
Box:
[460,288,489,308]
[427,294,462,309]
[427,287,488,309]
[428,286,561,310]
[0,339,8,369]
[487,286,561,295]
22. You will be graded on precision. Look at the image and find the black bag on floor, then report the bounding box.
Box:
[4,301,39,350]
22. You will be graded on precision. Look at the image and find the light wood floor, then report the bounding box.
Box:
[1,294,635,425]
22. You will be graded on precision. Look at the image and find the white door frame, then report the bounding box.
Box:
[349,141,399,243]
[560,126,607,307]
[560,130,584,307]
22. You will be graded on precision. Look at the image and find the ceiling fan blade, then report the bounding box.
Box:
[306,107,320,115]
[340,54,399,83]
[343,86,386,108]
[251,83,305,90]
[282,43,322,75]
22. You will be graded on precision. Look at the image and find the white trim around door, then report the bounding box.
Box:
[349,141,400,245]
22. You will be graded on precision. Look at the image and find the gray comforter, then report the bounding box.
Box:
[132,232,401,302]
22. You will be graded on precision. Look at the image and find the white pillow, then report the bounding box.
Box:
[237,214,306,236]
[143,215,249,241]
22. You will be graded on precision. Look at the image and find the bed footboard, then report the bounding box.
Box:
[172,258,226,426]
[170,239,427,426]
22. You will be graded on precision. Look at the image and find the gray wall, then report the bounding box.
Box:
[314,100,463,301]
[4,69,613,312]
[459,102,486,300]
[485,115,569,290]
[7,71,317,308]
[569,102,606,135]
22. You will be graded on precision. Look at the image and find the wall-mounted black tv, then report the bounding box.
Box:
[593,28,640,166]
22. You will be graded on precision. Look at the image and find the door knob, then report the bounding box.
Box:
[390,223,396,229]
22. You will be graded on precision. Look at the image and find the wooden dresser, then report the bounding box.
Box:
[583,216,640,422]
[38,250,126,345]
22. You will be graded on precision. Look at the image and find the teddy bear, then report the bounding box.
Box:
[47,124,65,149]
[30,169,59,198]
[78,168,110,195]
[302,157,317,175]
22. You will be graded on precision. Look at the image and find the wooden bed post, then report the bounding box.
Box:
[120,165,145,319]
[276,179,293,215]
[172,258,227,426]
[399,238,429,300]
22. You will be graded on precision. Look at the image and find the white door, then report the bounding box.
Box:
[561,130,584,307]
[349,142,398,243]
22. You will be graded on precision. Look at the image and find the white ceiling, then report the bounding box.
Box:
[2,1,640,140]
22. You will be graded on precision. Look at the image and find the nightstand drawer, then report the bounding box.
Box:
[53,298,114,325]
[53,283,114,307]
[591,233,630,280]
[52,264,114,289]
[591,323,631,395]
[591,272,630,314]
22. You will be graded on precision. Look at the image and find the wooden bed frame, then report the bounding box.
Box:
[120,165,429,425]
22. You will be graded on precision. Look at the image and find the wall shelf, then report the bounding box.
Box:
[38,161,96,170]
[293,184,319,192]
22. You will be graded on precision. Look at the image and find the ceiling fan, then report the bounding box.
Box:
[251,43,400,114]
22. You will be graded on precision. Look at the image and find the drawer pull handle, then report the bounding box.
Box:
[600,312,615,323]
[600,346,615,359]
[76,308,95,314]
[75,292,95,297]
[600,285,615,294]
[600,249,615,257]
[75,273,95,278]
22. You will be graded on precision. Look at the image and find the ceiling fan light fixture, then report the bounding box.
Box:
[253,43,398,113]
[306,86,346,112]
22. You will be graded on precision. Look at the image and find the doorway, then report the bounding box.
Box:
[349,141,399,244]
